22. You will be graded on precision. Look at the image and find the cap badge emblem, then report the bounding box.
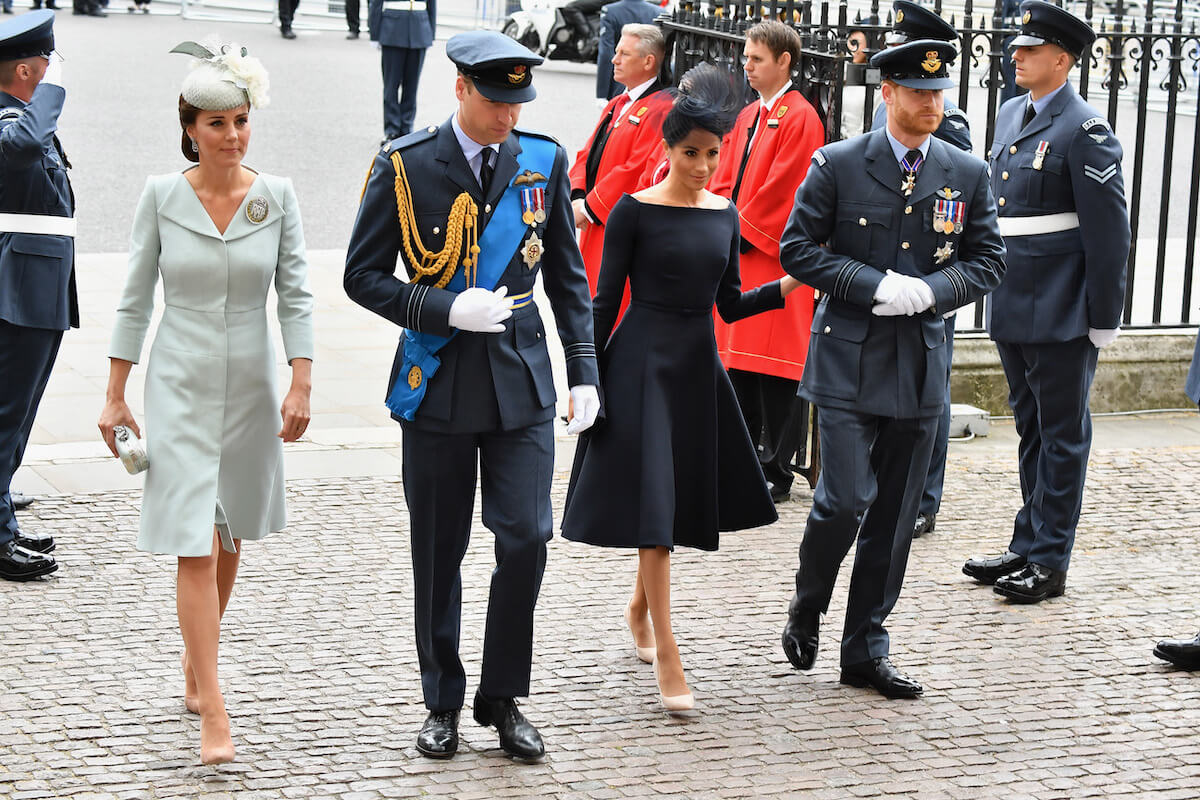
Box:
[896,9,904,22]
[246,196,269,224]
[922,51,942,73]
[508,65,527,84]
[1022,10,1031,23]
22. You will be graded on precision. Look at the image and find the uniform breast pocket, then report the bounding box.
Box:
[803,299,869,401]
[834,201,893,262]
[7,233,71,312]
[1021,152,1065,206]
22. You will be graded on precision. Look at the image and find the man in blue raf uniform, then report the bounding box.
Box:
[369,0,435,140]
[871,0,972,541]
[964,0,1129,604]
[595,0,659,101]
[345,30,600,760]
[779,39,1005,699]
[0,10,72,582]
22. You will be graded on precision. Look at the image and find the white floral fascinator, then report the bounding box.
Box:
[170,39,270,110]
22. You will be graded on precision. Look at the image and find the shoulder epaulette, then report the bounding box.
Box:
[812,148,828,167]
[944,107,967,119]
[384,124,438,152]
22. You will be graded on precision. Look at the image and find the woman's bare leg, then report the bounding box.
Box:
[183,533,240,713]
[638,546,689,699]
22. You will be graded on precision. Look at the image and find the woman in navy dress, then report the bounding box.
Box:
[561,64,804,711]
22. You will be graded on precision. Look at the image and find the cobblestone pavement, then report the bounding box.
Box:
[3,441,1200,799]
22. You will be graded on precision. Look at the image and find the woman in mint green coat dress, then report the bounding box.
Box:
[97,42,313,766]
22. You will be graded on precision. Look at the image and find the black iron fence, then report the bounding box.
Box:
[660,0,1200,331]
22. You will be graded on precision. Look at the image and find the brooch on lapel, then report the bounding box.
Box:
[246,196,269,224]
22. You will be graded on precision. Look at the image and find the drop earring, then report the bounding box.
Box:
[190,138,198,153]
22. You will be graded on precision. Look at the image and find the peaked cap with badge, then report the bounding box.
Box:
[446,29,543,103]
[1011,0,1096,60]
[870,38,957,90]
[887,0,957,45]
[0,9,54,62]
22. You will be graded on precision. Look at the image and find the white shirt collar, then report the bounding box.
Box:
[758,82,790,111]
[450,112,500,180]
[622,76,657,103]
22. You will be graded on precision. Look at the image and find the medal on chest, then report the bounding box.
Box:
[1033,140,1049,170]
[933,198,965,235]
[934,241,954,265]
[900,151,924,197]
[518,185,546,268]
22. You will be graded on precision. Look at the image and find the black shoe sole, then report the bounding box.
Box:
[415,742,456,759]
[838,672,923,698]
[961,565,1020,586]
[781,634,817,671]
[993,584,1065,604]
[0,561,58,581]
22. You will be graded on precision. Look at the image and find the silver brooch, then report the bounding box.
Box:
[246,196,269,224]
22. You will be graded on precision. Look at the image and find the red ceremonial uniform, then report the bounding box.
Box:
[569,82,674,295]
[710,86,824,381]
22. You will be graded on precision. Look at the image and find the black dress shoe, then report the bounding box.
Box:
[962,550,1027,585]
[472,690,544,760]
[0,539,58,581]
[14,530,54,554]
[840,657,923,698]
[1153,633,1200,669]
[415,709,459,759]
[281,27,296,39]
[781,600,820,670]
[993,563,1066,603]
[913,512,936,538]
[346,30,359,39]
[768,481,791,503]
[11,491,34,510]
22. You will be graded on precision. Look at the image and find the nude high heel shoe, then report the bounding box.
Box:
[624,605,655,664]
[653,658,694,712]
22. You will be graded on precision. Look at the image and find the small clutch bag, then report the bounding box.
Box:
[113,425,149,475]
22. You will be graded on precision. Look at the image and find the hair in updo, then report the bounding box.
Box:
[662,63,742,147]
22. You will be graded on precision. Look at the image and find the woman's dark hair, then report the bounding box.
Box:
[662,63,742,147]
[179,95,201,163]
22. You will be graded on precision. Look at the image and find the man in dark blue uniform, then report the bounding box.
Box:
[595,0,659,101]
[1151,331,1200,669]
[369,0,435,140]
[870,0,973,540]
[345,31,599,760]
[0,10,71,582]
[779,40,1005,698]
[964,1,1128,604]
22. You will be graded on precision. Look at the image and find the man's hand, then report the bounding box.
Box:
[571,198,590,229]
[873,271,934,316]
[447,286,513,333]
[1088,327,1120,349]
[41,55,63,89]
[566,385,600,434]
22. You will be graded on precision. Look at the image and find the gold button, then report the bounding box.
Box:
[901,241,910,250]
[823,325,831,334]
[485,203,492,213]
[858,217,867,226]
[1009,145,1017,154]
[904,206,913,215]
[998,197,1006,207]
[1002,171,1010,180]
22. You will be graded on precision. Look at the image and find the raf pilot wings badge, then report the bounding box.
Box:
[513,169,548,187]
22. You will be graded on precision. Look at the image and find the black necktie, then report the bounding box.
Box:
[479,147,494,196]
[1022,102,1037,129]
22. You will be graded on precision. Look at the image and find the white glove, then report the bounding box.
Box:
[566,385,600,434]
[41,55,63,89]
[1088,327,1120,349]
[447,286,513,333]
[873,270,925,316]
[911,276,935,313]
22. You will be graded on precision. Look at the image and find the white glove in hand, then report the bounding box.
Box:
[1088,327,1120,349]
[874,269,908,305]
[911,276,935,313]
[448,286,513,333]
[41,56,63,89]
[566,385,600,434]
[873,270,921,316]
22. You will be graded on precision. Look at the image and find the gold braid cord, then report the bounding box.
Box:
[390,151,481,289]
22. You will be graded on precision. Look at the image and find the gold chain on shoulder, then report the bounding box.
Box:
[390,151,480,289]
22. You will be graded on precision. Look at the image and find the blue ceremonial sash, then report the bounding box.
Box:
[386,134,557,420]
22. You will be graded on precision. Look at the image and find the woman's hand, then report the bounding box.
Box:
[279,358,312,442]
[780,275,804,297]
[98,399,140,458]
